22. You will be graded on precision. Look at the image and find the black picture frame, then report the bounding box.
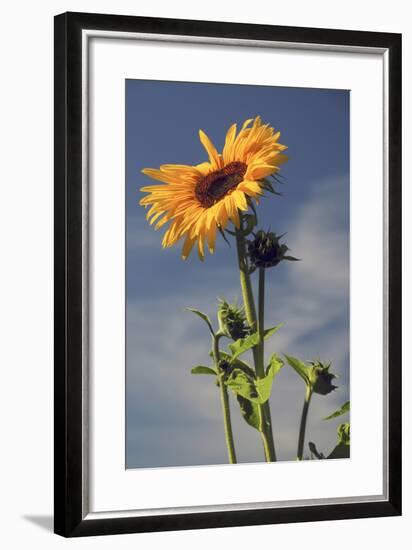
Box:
[54,11,402,537]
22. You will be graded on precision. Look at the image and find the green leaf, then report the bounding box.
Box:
[229,324,282,361]
[186,308,214,336]
[225,355,282,405]
[225,368,259,402]
[284,354,311,385]
[265,353,284,377]
[255,354,284,403]
[323,401,350,421]
[263,324,283,340]
[229,333,259,360]
[210,351,256,378]
[337,422,350,445]
[191,366,217,376]
[236,395,261,430]
[221,352,256,379]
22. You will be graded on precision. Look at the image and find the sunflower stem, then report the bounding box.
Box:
[297,385,313,461]
[212,335,237,464]
[235,216,277,462]
[257,268,277,462]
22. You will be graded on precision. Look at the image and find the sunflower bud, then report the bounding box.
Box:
[247,230,299,269]
[217,299,250,341]
[309,361,337,396]
[218,359,231,372]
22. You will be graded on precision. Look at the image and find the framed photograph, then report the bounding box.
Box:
[54,11,402,537]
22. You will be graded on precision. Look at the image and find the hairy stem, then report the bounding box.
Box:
[258,268,277,462]
[235,217,276,462]
[297,385,313,460]
[212,336,237,464]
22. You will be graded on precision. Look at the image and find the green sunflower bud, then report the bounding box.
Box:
[308,361,337,396]
[217,299,250,341]
[247,230,299,269]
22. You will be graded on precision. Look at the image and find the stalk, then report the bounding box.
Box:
[212,335,237,464]
[258,268,277,462]
[297,385,313,460]
[234,217,276,462]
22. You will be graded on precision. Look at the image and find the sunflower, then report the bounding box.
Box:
[139,116,288,260]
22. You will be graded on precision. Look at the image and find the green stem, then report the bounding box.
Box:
[235,227,257,337]
[212,336,237,464]
[235,218,276,462]
[297,385,313,460]
[258,269,277,462]
[257,268,265,376]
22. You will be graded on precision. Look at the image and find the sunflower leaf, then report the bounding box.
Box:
[236,395,261,430]
[186,308,214,336]
[284,354,311,385]
[210,351,256,379]
[224,368,260,402]
[337,422,350,446]
[323,401,350,421]
[265,353,284,378]
[191,366,217,376]
[255,355,283,403]
[263,324,283,340]
[229,325,282,361]
[225,356,282,405]
[229,333,259,360]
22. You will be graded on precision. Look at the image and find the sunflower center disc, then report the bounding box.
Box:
[195,162,247,207]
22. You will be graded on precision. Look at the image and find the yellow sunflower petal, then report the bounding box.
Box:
[222,123,237,164]
[181,234,197,260]
[197,232,205,261]
[215,200,228,230]
[206,221,217,253]
[248,164,279,180]
[195,161,213,176]
[238,180,264,197]
[141,168,179,184]
[199,130,221,170]
[231,189,248,211]
[241,118,254,131]
[224,195,240,229]
[276,154,289,164]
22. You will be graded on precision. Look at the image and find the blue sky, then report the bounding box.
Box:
[125,80,350,468]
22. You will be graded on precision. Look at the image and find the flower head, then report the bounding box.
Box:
[217,299,250,341]
[308,361,337,396]
[140,117,288,260]
[247,230,298,269]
